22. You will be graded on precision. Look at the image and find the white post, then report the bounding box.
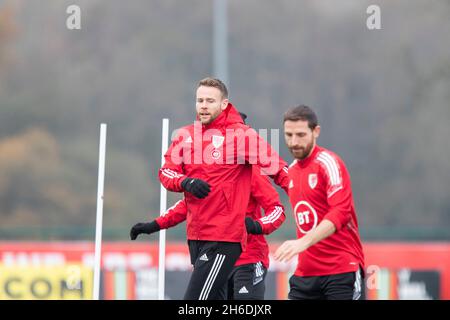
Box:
[158,118,169,300]
[93,123,107,300]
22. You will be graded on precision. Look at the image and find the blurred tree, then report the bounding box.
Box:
[0,128,67,225]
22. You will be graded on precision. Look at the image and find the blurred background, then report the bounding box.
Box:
[0,0,449,300]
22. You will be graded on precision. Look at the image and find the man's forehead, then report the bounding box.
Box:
[196,86,222,98]
[284,120,310,131]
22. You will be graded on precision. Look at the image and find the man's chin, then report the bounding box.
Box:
[291,150,306,160]
[198,117,211,124]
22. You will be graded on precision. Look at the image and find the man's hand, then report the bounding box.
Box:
[274,238,311,263]
[245,217,263,234]
[181,177,211,199]
[275,219,337,262]
[130,221,161,240]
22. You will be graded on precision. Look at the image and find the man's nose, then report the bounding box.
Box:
[290,136,301,146]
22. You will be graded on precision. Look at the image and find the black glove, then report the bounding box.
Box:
[181,177,211,199]
[245,217,263,235]
[130,221,161,240]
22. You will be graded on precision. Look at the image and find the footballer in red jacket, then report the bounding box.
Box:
[138,78,289,300]
[274,105,365,300]
[130,112,288,300]
[130,165,285,300]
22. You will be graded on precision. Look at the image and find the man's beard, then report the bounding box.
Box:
[290,139,314,160]
[198,109,221,125]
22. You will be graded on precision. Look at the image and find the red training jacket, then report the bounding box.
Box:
[156,166,286,269]
[158,103,289,250]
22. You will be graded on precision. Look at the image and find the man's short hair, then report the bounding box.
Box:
[283,105,318,130]
[197,77,228,99]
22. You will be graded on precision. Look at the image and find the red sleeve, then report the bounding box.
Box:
[238,127,288,192]
[155,199,187,230]
[319,154,352,231]
[273,165,289,195]
[158,130,187,192]
[250,169,286,235]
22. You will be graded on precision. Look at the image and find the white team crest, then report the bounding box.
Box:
[211,149,221,159]
[308,173,318,189]
[212,135,225,149]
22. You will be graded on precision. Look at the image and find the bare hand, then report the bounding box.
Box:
[274,238,310,263]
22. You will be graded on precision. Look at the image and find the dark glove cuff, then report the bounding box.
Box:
[253,220,263,234]
[246,217,263,235]
[180,177,191,190]
[148,220,161,233]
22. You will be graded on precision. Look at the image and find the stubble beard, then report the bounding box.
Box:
[291,139,314,160]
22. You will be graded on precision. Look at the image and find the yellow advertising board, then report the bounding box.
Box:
[0,264,93,300]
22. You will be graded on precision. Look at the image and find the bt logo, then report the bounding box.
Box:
[293,201,318,234]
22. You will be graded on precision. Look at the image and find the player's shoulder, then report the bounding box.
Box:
[173,124,195,138]
[179,123,195,132]
[168,124,195,145]
[315,146,345,165]
[314,146,348,179]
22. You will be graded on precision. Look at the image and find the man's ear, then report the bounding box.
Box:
[313,125,321,139]
[221,99,229,110]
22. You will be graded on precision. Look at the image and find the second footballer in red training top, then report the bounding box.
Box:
[275,105,365,300]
